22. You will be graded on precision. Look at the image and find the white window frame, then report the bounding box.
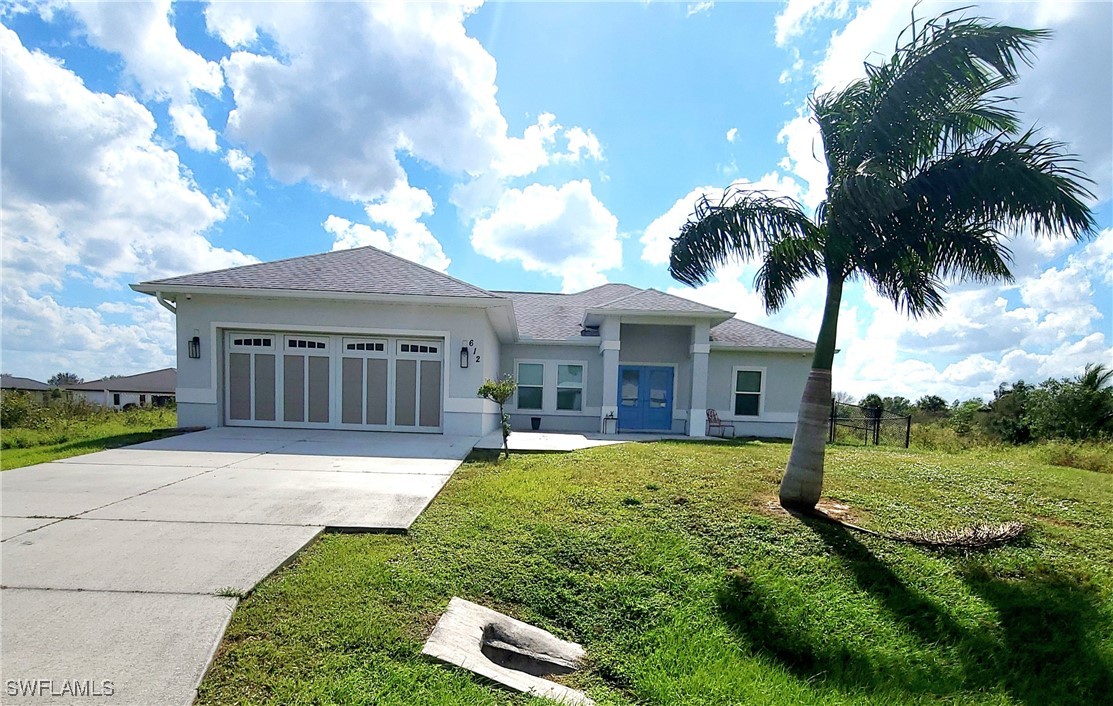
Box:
[515,361,545,411]
[730,366,765,418]
[555,363,585,412]
[512,359,590,415]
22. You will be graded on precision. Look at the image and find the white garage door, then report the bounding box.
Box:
[225,331,443,432]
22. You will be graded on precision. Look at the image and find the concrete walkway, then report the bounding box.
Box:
[0,428,475,705]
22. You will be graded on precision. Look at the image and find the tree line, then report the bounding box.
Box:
[838,363,1113,444]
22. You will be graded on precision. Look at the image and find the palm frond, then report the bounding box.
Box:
[753,235,825,312]
[904,132,1096,238]
[668,188,816,288]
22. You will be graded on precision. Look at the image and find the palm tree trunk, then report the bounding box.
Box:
[780,275,843,509]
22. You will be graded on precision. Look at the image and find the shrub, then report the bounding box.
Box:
[1035,441,1113,473]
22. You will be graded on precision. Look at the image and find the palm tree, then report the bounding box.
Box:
[669,10,1095,509]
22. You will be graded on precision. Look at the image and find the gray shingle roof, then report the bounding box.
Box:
[140,246,496,299]
[710,318,814,350]
[592,288,732,315]
[1,374,50,391]
[497,284,812,349]
[492,284,641,339]
[69,368,177,394]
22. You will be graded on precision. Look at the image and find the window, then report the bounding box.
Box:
[232,337,272,347]
[346,342,384,352]
[516,363,544,410]
[113,393,120,406]
[733,369,763,416]
[287,338,326,349]
[139,394,146,405]
[556,364,583,411]
[399,342,440,355]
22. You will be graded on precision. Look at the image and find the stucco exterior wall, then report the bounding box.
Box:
[172,293,502,435]
[705,349,812,438]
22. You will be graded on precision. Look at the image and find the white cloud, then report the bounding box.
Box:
[1,289,176,382]
[687,1,715,18]
[725,127,738,143]
[325,180,450,272]
[206,2,600,203]
[640,172,804,266]
[471,180,621,292]
[774,0,850,47]
[223,149,255,181]
[494,113,604,178]
[0,25,254,379]
[0,25,252,288]
[58,0,224,152]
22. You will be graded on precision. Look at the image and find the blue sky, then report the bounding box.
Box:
[2,0,1110,402]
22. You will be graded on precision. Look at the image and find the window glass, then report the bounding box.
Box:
[557,364,583,386]
[734,393,760,416]
[518,386,543,410]
[736,370,762,393]
[518,363,544,387]
[557,389,582,411]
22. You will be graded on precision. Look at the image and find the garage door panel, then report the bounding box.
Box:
[308,356,330,423]
[341,358,362,425]
[395,359,417,427]
[366,359,388,425]
[254,354,276,422]
[420,360,441,428]
[283,355,304,423]
[229,353,250,421]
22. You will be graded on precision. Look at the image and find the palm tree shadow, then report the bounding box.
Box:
[716,517,1111,704]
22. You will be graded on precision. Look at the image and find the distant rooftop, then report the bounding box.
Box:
[69,368,177,394]
[1,374,50,391]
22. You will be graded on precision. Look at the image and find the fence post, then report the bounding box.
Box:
[873,413,880,446]
[904,415,911,448]
[829,398,836,443]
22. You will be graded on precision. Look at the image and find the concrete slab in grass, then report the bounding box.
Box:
[423,597,593,705]
[1,519,322,594]
[0,463,211,519]
[227,452,461,475]
[0,517,59,542]
[83,466,452,530]
[0,588,235,706]
[53,448,258,468]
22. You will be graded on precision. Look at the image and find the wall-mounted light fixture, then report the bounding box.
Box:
[188,336,201,359]
[460,345,470,369]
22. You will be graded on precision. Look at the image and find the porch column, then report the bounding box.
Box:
[689,321,710,437]
[600,317,620,433]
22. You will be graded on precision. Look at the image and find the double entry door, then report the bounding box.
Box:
[225,331,442,431]
[617,365,674,432]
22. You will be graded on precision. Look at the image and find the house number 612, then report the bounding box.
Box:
[468,339,480,363]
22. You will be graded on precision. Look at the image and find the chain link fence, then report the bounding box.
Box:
[829,399,912,448]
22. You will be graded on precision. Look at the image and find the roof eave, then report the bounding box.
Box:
[131,283,508,308]
[583,308,735,327]
[709,342,816,353]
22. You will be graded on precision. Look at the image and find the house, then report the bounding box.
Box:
[131,246,813,438]
[68,368,177,409]
[0,374,53,404]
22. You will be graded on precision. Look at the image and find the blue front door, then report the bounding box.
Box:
[617,365,674,431]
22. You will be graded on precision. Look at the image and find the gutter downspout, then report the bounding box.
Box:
[155,291,177,315]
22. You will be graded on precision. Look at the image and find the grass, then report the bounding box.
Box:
[197,439,1113,705]
[0,408,177,470]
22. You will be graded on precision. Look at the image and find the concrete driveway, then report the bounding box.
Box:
[0,428,476,705]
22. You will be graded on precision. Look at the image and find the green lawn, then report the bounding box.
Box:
[197,439,1112,705]
[0,408,177,470]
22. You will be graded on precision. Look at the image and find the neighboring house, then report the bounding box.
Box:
[0,374,53,404]
[132,246,813,438]
[68,369,177,409]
